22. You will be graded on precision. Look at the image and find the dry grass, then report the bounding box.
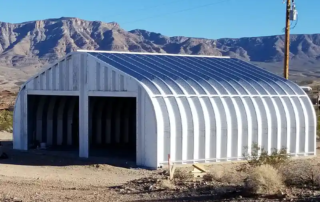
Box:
[202,170,245,185]
[244,164,284,195]
[220,171,245,184]
[173,169,193,181]
[279,160,320,188]
[202,173,215,182]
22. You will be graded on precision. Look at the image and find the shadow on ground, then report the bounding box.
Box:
[0,140,138,168]
[130,197,320,202]
[127,190,320,202]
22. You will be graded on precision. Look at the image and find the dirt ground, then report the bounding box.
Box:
[0,132,154,202]
[1,132,320,202]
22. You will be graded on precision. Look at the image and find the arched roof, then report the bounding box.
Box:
[85,50,306,97]
[86,50,316,161]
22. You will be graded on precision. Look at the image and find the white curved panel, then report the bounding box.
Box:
[13,91,22,149]
[12,51,317,169]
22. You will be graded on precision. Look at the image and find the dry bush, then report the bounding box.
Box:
[244,164,284,195]
[203,170,244,185]
[220,171,245,184]
[243,143,289,168]
[203,173,215,182]
[279,160,320,188]
[0,110,13,132]
[173,169,193,181]
[202,170,224,182]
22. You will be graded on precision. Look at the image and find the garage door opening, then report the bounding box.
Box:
[27,95,79,152]
[89,96,136,162]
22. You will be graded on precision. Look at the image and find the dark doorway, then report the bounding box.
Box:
[27,95,79,152]
[89,96,136,163]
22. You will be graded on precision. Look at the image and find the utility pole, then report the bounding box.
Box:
[283,0,291,80]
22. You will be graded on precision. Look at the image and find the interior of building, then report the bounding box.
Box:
[27,95,136,161]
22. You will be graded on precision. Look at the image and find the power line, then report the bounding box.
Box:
[121,0,230,25]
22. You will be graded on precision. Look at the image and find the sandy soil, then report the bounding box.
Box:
[1,131,320,202]
[0,132,154,202]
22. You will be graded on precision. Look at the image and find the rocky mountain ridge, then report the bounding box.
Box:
[0,17,319,82]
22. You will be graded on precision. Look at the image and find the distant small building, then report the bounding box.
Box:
[299,86,312,92]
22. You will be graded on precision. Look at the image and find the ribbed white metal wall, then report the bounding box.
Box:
[88,51,316,167]
[13,50,317,169]
[13,52,158,167]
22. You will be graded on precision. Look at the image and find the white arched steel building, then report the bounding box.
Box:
[13,50,316,169]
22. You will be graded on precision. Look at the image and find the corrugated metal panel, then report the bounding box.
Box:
[88,51,316,166]
[13,50,317,169]
[24,57,79,91]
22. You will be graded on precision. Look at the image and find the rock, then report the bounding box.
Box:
[13,197,22,202]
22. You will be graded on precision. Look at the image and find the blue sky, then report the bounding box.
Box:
[0,0,319,39]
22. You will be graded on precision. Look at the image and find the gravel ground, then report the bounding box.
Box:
[1,131,320,202]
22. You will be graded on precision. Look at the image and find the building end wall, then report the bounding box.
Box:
[136,86,158,169]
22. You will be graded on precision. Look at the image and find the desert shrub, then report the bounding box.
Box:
[0,110,13,132]
[203,173,215,182]
[220,171,245,184]
[243,143,289,168]
[203,170,245,185]
[279,160,320,188]
[173,169,193,181]
[244,164,284,195]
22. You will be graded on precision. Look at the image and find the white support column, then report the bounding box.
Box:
[79,53,89,158]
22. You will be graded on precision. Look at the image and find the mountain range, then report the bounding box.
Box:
[0,17,320,91]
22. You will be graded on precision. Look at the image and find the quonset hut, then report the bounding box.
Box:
[13,50,316,169]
